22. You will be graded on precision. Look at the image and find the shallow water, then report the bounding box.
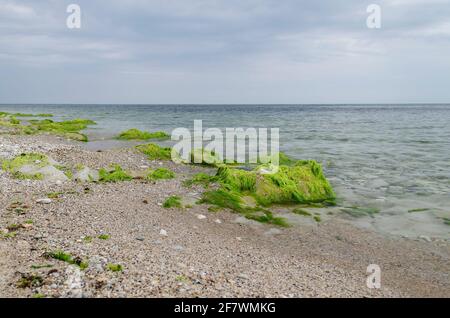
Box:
[1,104,449,238]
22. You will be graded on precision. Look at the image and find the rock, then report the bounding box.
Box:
[74,167,99,182]
[39,165,69,182]
[236,237,242,241]
[19,164,68,182]
[419,235,432,242]
[197,214,207,220]
[238,273,249,280]
[36,198,52,204]
[264,228,282,236]
[214,219,222,224]
[160,229,168,236]
[64,266,84,298]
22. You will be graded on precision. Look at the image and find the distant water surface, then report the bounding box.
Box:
[1,104,449,238]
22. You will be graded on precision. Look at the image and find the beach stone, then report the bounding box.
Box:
[264,228,283,236]
[19,164,68,182]
[36,198,52,204]
[74,167,99,182]
[419,235,432,242]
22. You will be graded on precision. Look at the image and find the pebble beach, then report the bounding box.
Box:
[1,133,449,298]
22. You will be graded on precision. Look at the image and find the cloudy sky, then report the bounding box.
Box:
[1,0,450,104]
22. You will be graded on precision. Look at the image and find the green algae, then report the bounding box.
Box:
[136,143,172,160]
[118,128,169,140]
[163,196,182,208]
[245,210,290,227]
[340,206,380,217]
[99,165,133,182]
[183,173,217,187]
[28,118,95,142]
[9,117,20,125]
[189,148,222,166]
[98,234,110,240]
[10,112,53,118]
[196,159,334,227]
[408,208,430,213]
[442,217,450,226]
[216,161,335,207]
[146,168,175,180]
[46,250,88,270]
[17,273,44,288]
[292,208,312,216]
[107,264,123,272]
[313,215,322,223]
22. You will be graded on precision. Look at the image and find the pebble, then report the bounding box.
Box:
[36,198,52,204]
[159,229,168,236]
[419,235,432,242]
[197,214,206,220]
[214,219,222,224]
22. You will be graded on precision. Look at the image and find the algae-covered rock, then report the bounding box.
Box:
[216,160,335,206]
[118,129,169,140]
[200,159,335,227]
[2,153,68,181]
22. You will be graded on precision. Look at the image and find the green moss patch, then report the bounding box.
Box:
[99,165,133,182]
[146,168,175,180]
[118,128,169,140]
[136,143,172,160]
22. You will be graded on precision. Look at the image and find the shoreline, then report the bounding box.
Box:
[0,133,449,297]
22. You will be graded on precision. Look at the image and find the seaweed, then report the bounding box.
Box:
[136,143,172,160]
[118,128,169,140]
[146,168,175,180]
[163,196,182,208]
[99,165,133,182]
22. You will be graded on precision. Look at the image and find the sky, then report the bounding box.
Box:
[0,0,450,104]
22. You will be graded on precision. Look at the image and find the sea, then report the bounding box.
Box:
[1,104,449,239]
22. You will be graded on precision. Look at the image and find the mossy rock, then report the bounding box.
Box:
[118,129,169,140]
